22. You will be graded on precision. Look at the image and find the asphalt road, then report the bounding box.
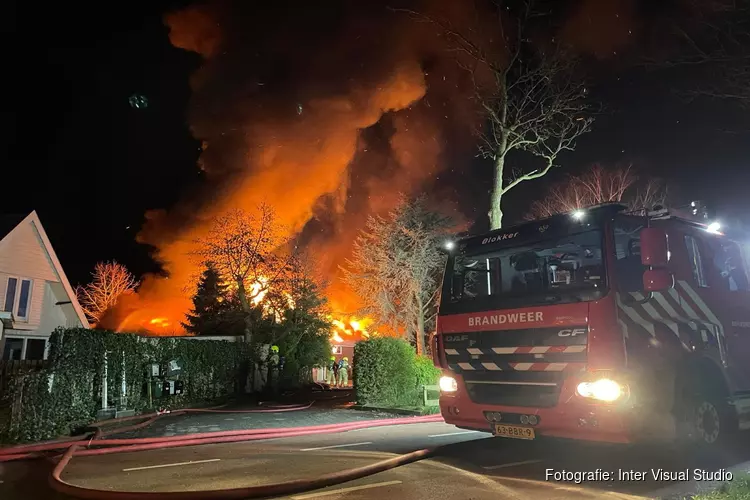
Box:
[3,386,750,500]
[4,417,750,500]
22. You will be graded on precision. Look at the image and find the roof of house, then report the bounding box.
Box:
[0,214,26,242]
[0,211,90,328]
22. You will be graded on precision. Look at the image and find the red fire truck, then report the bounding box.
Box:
[432,203,750,447]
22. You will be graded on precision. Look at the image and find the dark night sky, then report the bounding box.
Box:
[4,0,750,288]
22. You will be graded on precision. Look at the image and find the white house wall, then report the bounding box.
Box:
[37,282,73,334]
[0,219,58,281]
[0,219,60,329]
[2,283,73,354]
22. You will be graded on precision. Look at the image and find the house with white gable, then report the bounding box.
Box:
[0,211,89,360]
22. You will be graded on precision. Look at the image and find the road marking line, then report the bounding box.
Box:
[427,431,479,438]
[290,480,402,499]
[300,442,372,451]
[482,459,542,470]
[122,458,221,472]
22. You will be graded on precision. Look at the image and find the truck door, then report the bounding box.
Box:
[702,236,750,391]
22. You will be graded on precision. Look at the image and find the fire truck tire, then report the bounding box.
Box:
[674,372,736,451]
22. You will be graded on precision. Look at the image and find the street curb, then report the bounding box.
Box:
[646,460,750,499]
[351,405,436,416]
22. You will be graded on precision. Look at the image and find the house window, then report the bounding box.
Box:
[2,338,24,360]
[685,235,707,287]
[26,339,47,360]
[1,337,47,361]
[332,345,343,355]
[3,277,33,320]
[3,278,16,312]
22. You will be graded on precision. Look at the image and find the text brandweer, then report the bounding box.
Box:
[468,312,544,326]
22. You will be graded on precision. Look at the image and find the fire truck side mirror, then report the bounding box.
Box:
[640,227,669,267]
[643,268,674,292]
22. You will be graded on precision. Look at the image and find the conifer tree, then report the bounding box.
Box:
[183,263,242,335]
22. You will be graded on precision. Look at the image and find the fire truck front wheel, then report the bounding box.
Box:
[674,373,736,450]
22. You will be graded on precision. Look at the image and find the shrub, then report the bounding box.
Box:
[354,338,442,408]
[354,337,417,407]
[414,354,441,388]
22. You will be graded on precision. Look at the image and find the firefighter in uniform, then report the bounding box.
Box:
[327,356,338,387]
[268,345,280,394]
[337,356,350,387]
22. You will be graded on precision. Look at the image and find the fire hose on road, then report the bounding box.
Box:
[0,401,317,459]
[0,404,445,499]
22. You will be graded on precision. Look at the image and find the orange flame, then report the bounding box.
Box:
[328,314,373,344]
[250,276,269,305]
[149,317,171,328]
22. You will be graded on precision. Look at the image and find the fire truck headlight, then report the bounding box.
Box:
[439,376,458,393]
[576,378,623,402]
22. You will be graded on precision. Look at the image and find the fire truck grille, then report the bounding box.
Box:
[441,326,588,408]
[462,372,564,407]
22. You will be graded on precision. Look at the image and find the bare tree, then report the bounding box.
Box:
[191,205,293,343]
[342,196,459,355]
[76,261,139,325]
[341,216,405,339]
[526,165,668,220]
[395,1,594,229]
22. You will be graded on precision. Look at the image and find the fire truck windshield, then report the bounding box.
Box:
[442,229,606,312]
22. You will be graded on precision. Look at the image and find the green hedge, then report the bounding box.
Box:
[414,353,441,389]
[353,337,441,407]
[1,328,247,443]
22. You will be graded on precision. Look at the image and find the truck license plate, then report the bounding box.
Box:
[493,424,535,440]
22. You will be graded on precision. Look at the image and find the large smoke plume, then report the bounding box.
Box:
[110,0,479,332]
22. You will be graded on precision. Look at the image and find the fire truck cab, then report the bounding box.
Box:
[433,203,750,447]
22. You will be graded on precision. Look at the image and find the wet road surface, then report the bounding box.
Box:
[3,417,750,499]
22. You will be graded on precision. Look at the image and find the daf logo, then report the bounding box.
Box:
[444,335,469,342]
[557,328,586,337]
